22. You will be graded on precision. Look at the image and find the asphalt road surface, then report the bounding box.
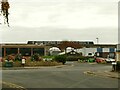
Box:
[2,62,119,89]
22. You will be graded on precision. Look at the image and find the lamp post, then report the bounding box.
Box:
[96,37,99,44]
[1,0,10,26]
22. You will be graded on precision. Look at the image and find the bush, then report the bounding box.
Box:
[66,56,80,61]
[6,55,15,61]
[79,56,91,60]
[42,56,54,59]
[13,61,21,67]
[42,56,55,61]
[54,55,67,64]
[31,54,41,61]
[15,54,22,61]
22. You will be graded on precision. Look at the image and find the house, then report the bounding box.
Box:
[59,50,82,56]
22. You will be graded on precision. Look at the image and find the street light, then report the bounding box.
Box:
[96,37,99,44]
[1,0,10,26]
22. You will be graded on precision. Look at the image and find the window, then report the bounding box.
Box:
[88,53,92,55]
[6,48,18,55]
[33,48,44,56]
[109,48,115,52]
[19,48,31,56]
[97,48,103,52]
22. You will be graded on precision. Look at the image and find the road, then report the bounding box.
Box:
[2,62,119,89]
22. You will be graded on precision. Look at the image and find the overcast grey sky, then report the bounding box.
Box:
[0,0,119,44]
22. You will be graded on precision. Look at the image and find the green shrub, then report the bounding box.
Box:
[42,56,54,59]
[54,55,67,64]
[66,56,80,61]
[13,61,21,67]
[31,53,40,61]
[42,56,55,61]
[79,56,90,60]
[15,54,22,61]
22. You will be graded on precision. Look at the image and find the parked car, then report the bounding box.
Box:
[88,58,95,62]
[95,58,105,63]
[105,58,115,63]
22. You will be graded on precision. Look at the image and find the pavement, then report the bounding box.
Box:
[2,64,71,70]
[2,81,27,90]
[84,70,119,79]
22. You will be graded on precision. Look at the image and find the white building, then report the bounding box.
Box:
[49,47,61,55]
[76,47,116,58]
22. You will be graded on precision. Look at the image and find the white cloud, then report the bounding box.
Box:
[6,0,117,28]
[0,0,118,44]
[0,27,118,44]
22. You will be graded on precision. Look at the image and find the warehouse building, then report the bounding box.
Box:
[1,44,47,57]
[0,41,117,58]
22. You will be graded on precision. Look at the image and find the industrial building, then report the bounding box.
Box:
[0,41,117,58]
[1,44,46,57]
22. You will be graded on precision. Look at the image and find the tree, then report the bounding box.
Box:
[54,55,67,64]
[0,0,10,26]
[58,41,82,54]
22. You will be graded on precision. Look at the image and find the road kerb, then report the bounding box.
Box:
[2,81,27,90]
[84,71,96,75]
[84,71,119,79]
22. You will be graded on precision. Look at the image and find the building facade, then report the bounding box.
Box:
[0,41,117,58]
[0,44,46,57]
[116,44,120,61]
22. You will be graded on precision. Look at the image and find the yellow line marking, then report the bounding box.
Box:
[2,81,27,90]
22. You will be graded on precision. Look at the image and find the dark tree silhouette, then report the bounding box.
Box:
[58,41,83,53]
[1,0,10,26]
